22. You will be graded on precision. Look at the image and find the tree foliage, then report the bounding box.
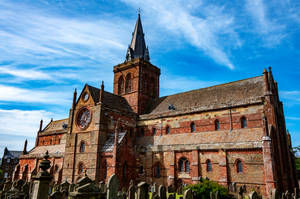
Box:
[184,178,230,199]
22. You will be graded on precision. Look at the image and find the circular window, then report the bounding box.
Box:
[76,108,92,129]
[83,92,89,102]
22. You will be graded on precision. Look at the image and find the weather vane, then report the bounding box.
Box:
[137,8,141,15]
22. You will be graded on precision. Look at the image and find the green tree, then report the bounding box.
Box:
[184,178,231,199]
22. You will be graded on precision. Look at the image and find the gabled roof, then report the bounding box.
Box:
[101,132,126,152]
[140,76,265,119]
[3,149,22,159]
[86,85,135,114]
[40,118,68,135]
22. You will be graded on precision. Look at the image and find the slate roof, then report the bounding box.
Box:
[3,149,22,159]
[140,76,265,119]
[23,144,65,158]
[87,85,135,114]
[101,132,126,152]
[40,118,68,135]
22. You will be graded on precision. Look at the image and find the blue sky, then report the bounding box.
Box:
[0,0,300,156]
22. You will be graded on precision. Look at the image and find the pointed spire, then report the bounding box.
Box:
[126,13,150,61]
[100,81,104,103]
[23,139,27,155]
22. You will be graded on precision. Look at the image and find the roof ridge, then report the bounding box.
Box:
[159,75,263,99]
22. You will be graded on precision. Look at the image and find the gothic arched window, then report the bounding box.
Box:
[236,159,243,173]
[152,128,156,135]
[166,126,170,134]
[78,162,84,174]
[153,163,161,178]
[190,122,196,133]
[125,73,132,94]
[118,75,124,95]
[241,117,247,128]
[179,157,190,173]
[79,141,85,153]
[104,161,107,179]
[215,119,220,130]
[206,159,212,172]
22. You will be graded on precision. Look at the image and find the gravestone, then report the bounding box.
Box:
[49,191,64,199]
[137,182,149,199]
[69,183,75,193]
[99,181,106,193]
[210,191,214,199]
[107,174,119,199]
[158,185,167,199]
[271,189,279,199]
[215,190,219,199]
[232,182,237,193]
[249,191,259,199]
[69,176,101,198]
[285,191,291,199]
[128,182,136,199]
[183,189,193,199]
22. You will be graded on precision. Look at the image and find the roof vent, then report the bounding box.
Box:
[168,104,175,110]
[62,123,68,129]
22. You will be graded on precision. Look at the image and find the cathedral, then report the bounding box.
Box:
[15,14,298,197]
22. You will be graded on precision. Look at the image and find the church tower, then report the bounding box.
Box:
[113,14,160,114]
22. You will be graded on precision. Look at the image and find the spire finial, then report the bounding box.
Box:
[138,8,141,15]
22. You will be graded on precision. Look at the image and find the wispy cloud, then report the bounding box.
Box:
[245,0,286,47]
[286,116,300,121]
[122,0,239,69]
[0,85,71,105]
[0,109,55,137]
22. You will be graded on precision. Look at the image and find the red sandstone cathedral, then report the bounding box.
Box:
[14,14,298,197]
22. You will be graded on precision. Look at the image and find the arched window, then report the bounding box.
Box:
[206,159,212,172]
[139,166,144,174]
[104,161,107,179]
[78,162,84,174]
[152,128,156,135]
[215,119,220,130]
[140,128,144,136]
[118,76,124,95]
[129,128,133,137]
[79,141,85,153]
[122,162,127,179]
[166,126,170,134]
[185,161,190,172]
[190,122,196,133]
[237,159,243,173]
[153,163,161,178]
[179,157,190,173]
[241,117,247,128]
[125,73,132,94]
[54,165,59,173]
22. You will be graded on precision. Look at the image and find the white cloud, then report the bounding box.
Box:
[245,0,286,46]
[122,0,239,69]
[0,66,52,80]
[0,85,71,105]
[0,109,55,137]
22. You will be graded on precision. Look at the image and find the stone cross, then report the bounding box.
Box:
[249,191,259,199]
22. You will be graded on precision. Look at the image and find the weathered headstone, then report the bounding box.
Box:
[183,189,193,199]
[158,185,167,199]
[249,191,259,199]
[210,191,214,199]
[271,189,279,199]
[69,176,101,198]
[285,191,291,199]
[128,182,136,199]
[215,190,220,199]
[69,183,75,193]
[49,191,64,199]
[232,182,237,193]
[137,182,149,199]
[107,174,119,199]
